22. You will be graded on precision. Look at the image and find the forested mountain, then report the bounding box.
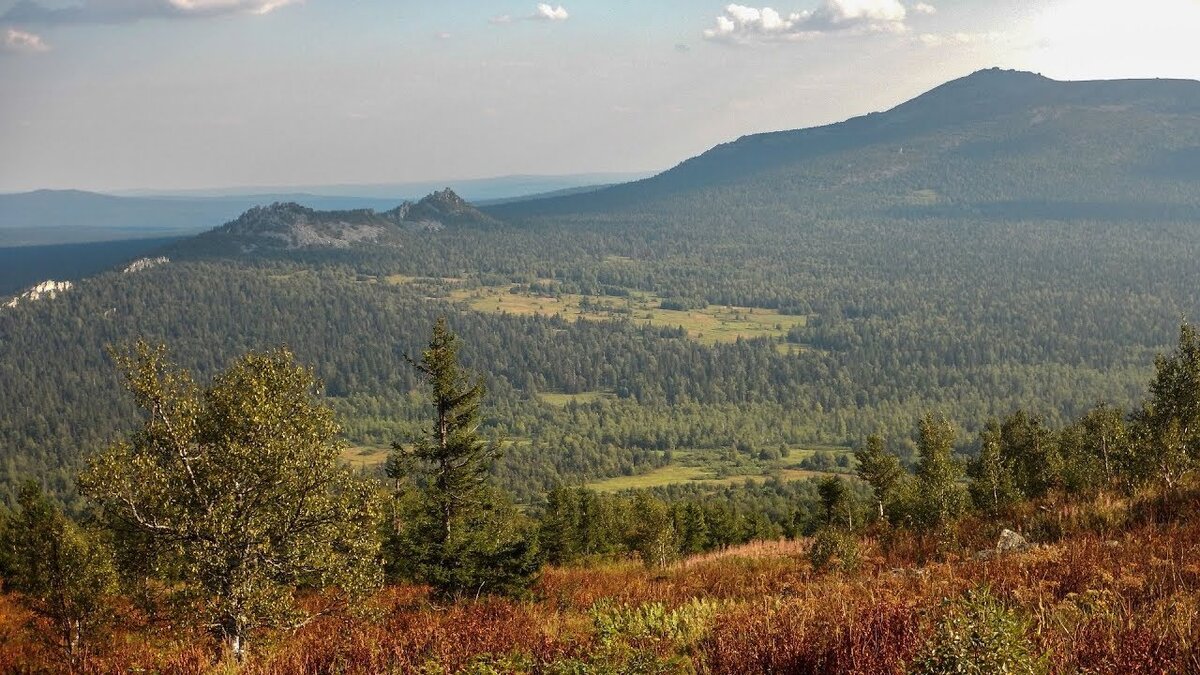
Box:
[2,68,1199,509]
[0,238,181,295]
[0,178,564,247]
[493,68,1200,219]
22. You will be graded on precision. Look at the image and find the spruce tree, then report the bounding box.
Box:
[817,475,855,531]
[389,318,539,598]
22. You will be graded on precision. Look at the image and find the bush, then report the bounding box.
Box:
[912,588,1045,675]
[808,528,861,573]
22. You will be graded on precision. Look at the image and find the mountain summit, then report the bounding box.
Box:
[492,68,1200,220]
[185,189,498,254]
[386,188,500,228]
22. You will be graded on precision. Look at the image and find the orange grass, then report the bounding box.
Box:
[3,490,1200,673]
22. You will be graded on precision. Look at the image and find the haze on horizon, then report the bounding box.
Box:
[1,0,1198,193]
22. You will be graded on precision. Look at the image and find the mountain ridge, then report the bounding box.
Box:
[183,188,497,254]
[488,68,1200,219]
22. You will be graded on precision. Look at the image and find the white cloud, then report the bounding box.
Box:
[490,4,569,26]
[916,32,977,47]
[531,4,569,21]
[2,27,49,53]
[703,0,934,43]
[168,0,298,14]
[0,0,299,25]
[1024,0,1200,80]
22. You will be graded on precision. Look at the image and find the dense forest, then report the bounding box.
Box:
[3,68,1200,672]
[2,199,1196,505]
[5,69,1199,508]
[2,316,1200,672]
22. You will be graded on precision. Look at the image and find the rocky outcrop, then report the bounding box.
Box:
[123,257,170,274]
[4,280,73,309]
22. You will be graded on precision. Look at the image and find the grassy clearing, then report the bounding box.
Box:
[341,445,390,471]
[586,465,837,492]
[588,464,714,492]
[449,285,807,345]
[586,445,841,492]
[383,274,464,285]
[536,391,615,406]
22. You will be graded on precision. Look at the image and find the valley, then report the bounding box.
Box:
[4,68,1200,672]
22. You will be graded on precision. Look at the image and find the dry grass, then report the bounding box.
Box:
[449,285,807,345]
[4,489,1200,673]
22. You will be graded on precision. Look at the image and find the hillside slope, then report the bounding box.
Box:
[4,70,1200,507]
[492,68,1200,220]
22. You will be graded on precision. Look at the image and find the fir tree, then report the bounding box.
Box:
[389,318,539,598]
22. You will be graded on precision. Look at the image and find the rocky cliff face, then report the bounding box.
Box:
[184,189,500,255]
[4,280,73,309]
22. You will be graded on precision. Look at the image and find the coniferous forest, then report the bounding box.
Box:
[3,69,1200,672]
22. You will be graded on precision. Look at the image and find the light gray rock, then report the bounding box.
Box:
[996,528,1030,552]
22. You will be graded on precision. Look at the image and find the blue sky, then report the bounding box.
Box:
[2,0,1198,192]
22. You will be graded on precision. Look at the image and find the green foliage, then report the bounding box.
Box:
[79,342,382,658]
[912,589,1045,675]
[588,598,722,672]
[1058,404,1127,494]
[1129,321,1200,488]
[998,410,1062,499]
[536,483,813,566]
[914,414,966,532]
[631,493,677,568]
[389,319,539,598]
[808,527,861,573]
[395,486,541,599]
[855,435,905,521]
[816,475,857,532]
[675,502,709,556]
[968,420,1021,515]
[0,481,117,666]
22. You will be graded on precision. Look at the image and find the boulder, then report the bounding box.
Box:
[996,529,1030,552]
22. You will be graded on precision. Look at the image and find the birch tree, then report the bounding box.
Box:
[79,342,381,661]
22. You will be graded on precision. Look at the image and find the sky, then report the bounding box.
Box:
[1,0,1198,192]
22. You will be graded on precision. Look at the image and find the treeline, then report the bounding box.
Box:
[4,161,1200,506]
[532,322,1200,571]
[4,319,1200,670]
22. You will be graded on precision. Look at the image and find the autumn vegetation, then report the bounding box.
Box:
[3,321,1200,673]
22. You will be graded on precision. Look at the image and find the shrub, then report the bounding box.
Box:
[808,528,861,573]
[912,588,1045,675]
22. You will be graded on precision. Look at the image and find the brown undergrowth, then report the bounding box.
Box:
[3,488,1200,673]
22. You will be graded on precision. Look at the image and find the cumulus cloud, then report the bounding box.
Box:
[532,3,569,21]
[702,0,933,43]
[916,32,972,47]
[0,0,299,25]
[2,27,49,53]
[915,30,1003,48]
[491,4,569,25]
